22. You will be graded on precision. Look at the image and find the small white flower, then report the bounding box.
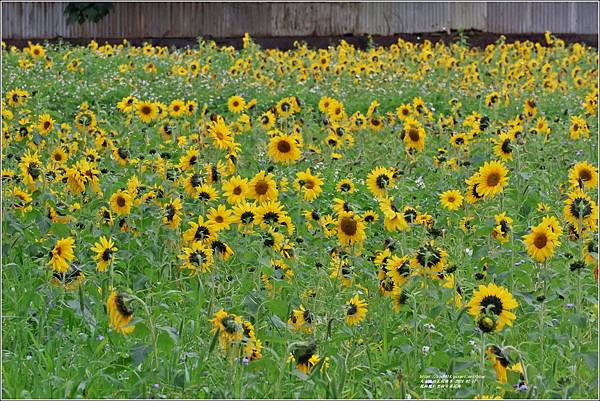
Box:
[415,176,425,188]
[422,346,430,354]
[465,248,473,256]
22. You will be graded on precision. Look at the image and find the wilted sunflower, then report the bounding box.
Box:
[267,133,301,164]
[109,190,132,216]
[366,166,395,199]
[336,211,366,247]
[107,290,135,335]
[568,161,598,191]
[291,342,320,374]
[386,255,411,287]
[48,237,76,273]
[474,161,509,198]
[523,223,560,262]
[467,283,518,331]
[51,266,85,291]
[248,171,278,203]
[379,197,409,232]
[294,168,324,201]
[440,189,463,211]
[345,294,368,326]
[90,236,117,272]
[179,241,214,274]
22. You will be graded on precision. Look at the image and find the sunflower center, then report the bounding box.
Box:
[240,211,255,224]
[54,153,62,161]
[408,128,420,142]
[277,140,291,153]
[305,180,315,189]
[501,139,512,154]
[194,226,210,240]
[44,121,51,130]
[101,248,113,261]
[533,232,548,249]
[215,216,224,223]
[447,196,456,203]
[486,172,500,187]
[340,183,351,192]
[116,196,126,207]
[579,169,592,182]
[141,106,152,115]
[233,186,242,195]
[347,303,358,316]
[340,217,357,236]
[255,180,269,195]
[376,174,389,189]
[479,295,503,315]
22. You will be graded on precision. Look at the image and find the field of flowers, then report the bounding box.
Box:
[1,33,598,399]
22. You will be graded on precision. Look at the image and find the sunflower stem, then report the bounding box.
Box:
[479,330,485,398]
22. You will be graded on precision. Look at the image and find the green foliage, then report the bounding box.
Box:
[64,2,114,25]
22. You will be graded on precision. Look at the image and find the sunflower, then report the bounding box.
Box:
[362,210,379,224]
[291,342,320,374]
[197,183,219,203]
[396,103,412,120]
[493,132,513,161]
[210,309,243,348]
[255,200,285,228]
[48,237,76,273]
[475,161,509,198]
[183,172,204,196]
[183,216,217,244]
[208,119,234,150]
[345,294,368,326]
[18,150,42,189]
[222,175,248,205]
[412,241,448,274]
[210,239,234,261]
[440,189,463,211]
[37,114,55,135]
[465,174,485,204]
[288,305,314,333]
[179,241,214,274]
[569,115,589,139]
[179,147,200,171]
[294,168,324,201]
[336,178,355,193]
[449,132,469,149]
[90,236,117,272]
[49,147,68,165]
[568,161,598,190]
[107,290,135,335]
[232,201,259,233]
[386,255,411,287]
[336,211,366,247]
[110,190,133,216]
[112,146,129,166]
[366,166,395,199]
[227,95,246,113]
[248,171,278,203]
[136,101,158,123]
[403,119,426,152]
[379,197,409,232]
[259,111,276,130]
[163,197,183,229]
[467,283,518,332]
[523,223,560,262]
[563,188,598,232]
[492,212,512,244]
[207,204,234,231]
[267,134,301,164]
[169,99,186,118]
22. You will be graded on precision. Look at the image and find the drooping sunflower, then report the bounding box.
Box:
[107,290,135,335]
[345,294,368,326]
[440,189,464,211]
[163,197,183,229]
[386,255,412,287]
[288,305,314,333]
[379,197,409,232]
[136,101,158,123]
[110,190,133,216]
[336,211,366,247]
[465,174,485,204]
[51,266,85,291]
[48,237,76,273]
[492,132,513,161]
[411,240,448,275]
[294,168,324,201]
[210,239,234,261]
[523,223,560,262]
[568,161,598,190]
[183,172,204,197]
[179,241,214,274]
[563,188,598,232]
[467,283,518,331]
[291,342,320,374]
[366,166,395,199]
[267,134,301,164]
[474,161,509,198]
[90,236,118,272]
[248,171,279,203]
[492,212,513,244]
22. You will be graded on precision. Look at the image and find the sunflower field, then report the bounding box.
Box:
[1,33,598,399]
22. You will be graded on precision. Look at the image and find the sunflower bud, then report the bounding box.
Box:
[477,314,497,333]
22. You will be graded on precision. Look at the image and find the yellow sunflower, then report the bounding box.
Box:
[345,294,368,326]
[222,175,249,205]
[568,161,598,190]
[227,95,246,113]
[109,190,133,216]
[136,101,158,123]
[336,211,366,247]
[366,166,395,199]
[267,134,301,164]
[248,171,279,203]
[475,161,509,198]
[440,189,464,211]
[48,236,76,273]
[294,168,324,201]
[467,283,518,331]
[107,290,135,335]
[90,236,117,272]
[523,223,560,262]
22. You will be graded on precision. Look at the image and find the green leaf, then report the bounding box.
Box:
[131,343,151,366]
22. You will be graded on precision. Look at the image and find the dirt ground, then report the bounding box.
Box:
[3,30,598,49]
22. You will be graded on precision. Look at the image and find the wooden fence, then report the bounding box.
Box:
[2,1,598,39]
